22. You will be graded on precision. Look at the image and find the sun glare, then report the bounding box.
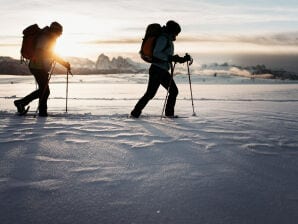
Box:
[54,36,79,57]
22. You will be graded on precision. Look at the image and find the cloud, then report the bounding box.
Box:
[84,31,298,47]
[0,35,20,47]
[180,32,298,46]
[238,32,298,46]
[0,44,19,47]
[83,38,139,45]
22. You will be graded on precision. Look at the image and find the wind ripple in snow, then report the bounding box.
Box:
[4,179,63,191]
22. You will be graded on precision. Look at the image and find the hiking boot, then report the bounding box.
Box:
[14,100,26,113]
[165,115,179,118]
[39,109,48,117]
[39,111,48,117]
[165,112,179,118]
[130,109,141,118]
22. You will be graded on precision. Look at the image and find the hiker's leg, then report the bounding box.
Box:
[17,90,39,105]
[160,71,178,116]
[131,65,161,117]
[14,69,41,108]
[35,69,50,114]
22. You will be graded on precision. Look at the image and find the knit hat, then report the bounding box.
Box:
[166,20,181,35]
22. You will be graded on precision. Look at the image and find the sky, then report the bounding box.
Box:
[1,0,298,61]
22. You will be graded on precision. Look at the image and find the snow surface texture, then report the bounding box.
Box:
[0,75,298,224]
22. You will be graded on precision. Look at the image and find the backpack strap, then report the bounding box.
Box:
[152,33,172,63]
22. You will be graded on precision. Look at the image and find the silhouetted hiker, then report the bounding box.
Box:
[15,21,71,116]
[131,20,191,118]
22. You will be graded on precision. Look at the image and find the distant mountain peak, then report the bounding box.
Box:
[95,53,146,72]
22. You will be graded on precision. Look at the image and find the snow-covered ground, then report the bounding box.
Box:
[0,74,298,224]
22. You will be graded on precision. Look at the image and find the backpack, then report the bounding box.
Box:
[139,23,162,63]
[20,24,42,63]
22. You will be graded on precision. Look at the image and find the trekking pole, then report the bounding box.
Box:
[186,54,196,116]
[66,70,69,113]
[65,69,73,113]
[34,62,56,118]
[161,62,176,119]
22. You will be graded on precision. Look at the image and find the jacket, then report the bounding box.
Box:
[152,32,174,71]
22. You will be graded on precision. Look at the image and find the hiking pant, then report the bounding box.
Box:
[18,68,50,113]
[132,64,178,116]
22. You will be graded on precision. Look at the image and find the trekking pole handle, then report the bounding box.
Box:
[185,53,193,66]
[68,69,73,76]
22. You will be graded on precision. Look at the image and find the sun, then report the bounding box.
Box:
[54,36,78,57]
[54,35,107,59]
[54,34,95,58]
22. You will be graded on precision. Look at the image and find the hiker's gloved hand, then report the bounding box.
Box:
[183,54,191,62]
[64,62,71,71]
[170,55,184,63]
[169,55,179,62]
